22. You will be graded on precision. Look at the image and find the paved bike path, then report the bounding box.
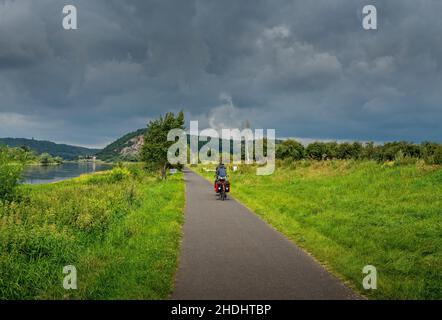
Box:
[172,169,360,299]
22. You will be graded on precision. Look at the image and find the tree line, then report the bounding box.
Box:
[276,140,442,165]
[139,112,442,180]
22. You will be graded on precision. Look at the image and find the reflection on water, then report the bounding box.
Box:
[21,162,113,184]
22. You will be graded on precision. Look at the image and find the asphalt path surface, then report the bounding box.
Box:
[172,169,360,300]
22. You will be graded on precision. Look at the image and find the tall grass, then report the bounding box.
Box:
[0,166,184,299]
[196,160,442,299]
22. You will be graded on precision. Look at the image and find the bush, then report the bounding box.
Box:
[422,142,442,165]
[84,166,132,185]
[108,167,131,182]
[377,141,422,162]
[276,140,305,160]
[434,148,442,165]
[337,142,363,160]
[306,142,328,160]
[361,142,379,160]
[53,156,64,164]
[0,146,24,201]
[39,153,53,166]
[394,150,419,166]
[324,142,338,159]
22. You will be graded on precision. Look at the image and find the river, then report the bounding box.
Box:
[21,162,113,184]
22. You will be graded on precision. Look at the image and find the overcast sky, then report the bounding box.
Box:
[0,0,441,148]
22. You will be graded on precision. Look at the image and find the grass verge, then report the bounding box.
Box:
[0,166,184,299]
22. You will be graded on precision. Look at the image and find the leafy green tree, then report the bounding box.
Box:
[337,142,363,160]
[378,141,421,162]
[324,142,338,160]
[352,142,363,159]
[276,140,305,160]
[39,153,53,166]
[54,156,64,164]
[434,147,442,165]
[361,142,378,160]
[306,142,328,160]
[140,111,185,179]
[421,141,442,164]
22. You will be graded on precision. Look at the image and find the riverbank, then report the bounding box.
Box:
[0,166,185,299]
[195,160,442,299]
[26,159,111,166]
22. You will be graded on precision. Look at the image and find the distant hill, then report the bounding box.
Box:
[0,138,100,160]
[95,129,147,162]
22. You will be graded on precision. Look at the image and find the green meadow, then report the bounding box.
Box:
[196,160,442,299]
[0,166,185,300]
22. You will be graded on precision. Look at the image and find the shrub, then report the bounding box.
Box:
[39,153,53,166]
[337,142,363,160]
[108,167,131,182]
[378,141,421,162]
[53,156,64,164]
[361,142,379,160]
[84,167,131,185]
[276,140,305,160]
[394,150,418,166]
[434,148,442,165]
[324,142,338,159]
[0,146,24,201]
[306,142,328,160]
[422,142,442,165]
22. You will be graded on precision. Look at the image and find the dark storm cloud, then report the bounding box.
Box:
[0,0,441,147]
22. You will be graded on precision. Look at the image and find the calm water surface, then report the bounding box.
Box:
[22,162,113,184]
